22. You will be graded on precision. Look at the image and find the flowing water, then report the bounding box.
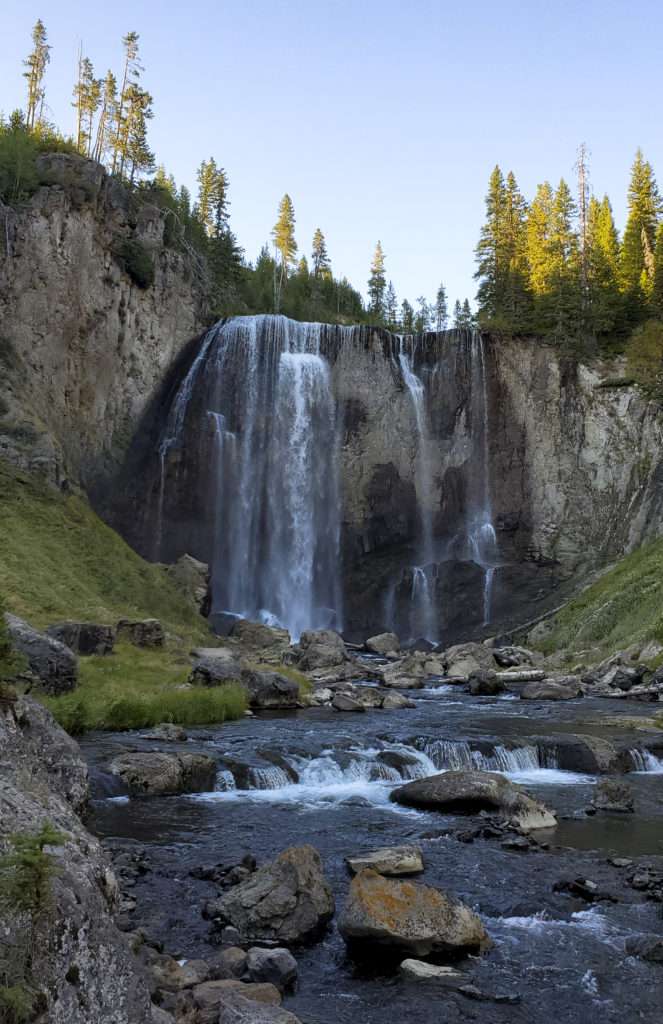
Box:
[85,684,663,1024]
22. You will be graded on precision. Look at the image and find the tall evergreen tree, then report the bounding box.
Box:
[587,194,622,337]
[196,158,229,237]
[525,181,555,295]
[385,281,399,331]
[111,31,142,174]
[452,299,462,328]
[23,20,50,131]
[651,222,663,320]
[367,241,387,323]
[311,228,331,277]
[92,71,117,163]
[271,194,297,313]
[401,299,415,333]
[434,283,448,330]
[474,165,508,317]
[620,149,661,298]
[502,171,531,328]
[414,296,432,332]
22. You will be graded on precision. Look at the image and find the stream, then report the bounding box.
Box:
[83,678,663,1023]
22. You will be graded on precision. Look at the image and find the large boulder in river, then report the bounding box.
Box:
[337,870,490,958]
[365,632,399,656]
[592,778,635,812]
[526,733,627,774]
[209,845,334,944]
[441,641,495,677]
[468,669,506,696]
[240,669,300,708]
[230,619,290,649]
[166,553,212,615]
[390,770,557,831]
[298,629,348,670]
[5,613,78,695]
[45,620,116,656]
[521,678,582,700]
[109,751,217,797]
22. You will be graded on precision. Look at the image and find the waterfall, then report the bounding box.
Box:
[390,344,438,641]
[466,332,498,625]
[156,315,343,639]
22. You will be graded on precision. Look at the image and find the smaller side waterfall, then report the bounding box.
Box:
[466,332,498,625]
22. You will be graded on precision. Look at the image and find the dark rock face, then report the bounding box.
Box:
[191,655,243,687]
[5,613,78,695]
[337,869,490,958]
[109,751,217,797]
[209,845,335,945]
[46,620,116,656]
[0,695,153,1023]
[166,553,212,615]
[528,734,627,774]
[468,669,506,696]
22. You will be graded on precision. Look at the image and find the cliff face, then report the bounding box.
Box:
[0,154,207,489]
[112,317,663,642]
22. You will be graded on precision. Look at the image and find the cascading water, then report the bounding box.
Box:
[466,331,498,625]
[156,315,343,639]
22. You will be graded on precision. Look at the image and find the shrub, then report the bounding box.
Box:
[114,238,155,289]
[0,113,39,206]
[624,321,663,399]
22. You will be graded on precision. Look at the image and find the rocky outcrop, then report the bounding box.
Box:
[337,869,490,958]
[165,553,212,615]
[229,620,290,650]
[0,154,207,489]
[390,770,557,831]
[208,845,334,944]
[109,751,217,797]
[117,618,165,647]
[5,613,78,695]
[45,620,116,656]
[0,694,153,1022]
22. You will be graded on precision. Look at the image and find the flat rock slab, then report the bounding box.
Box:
[345,844,424,877]
[522,680,582,700]
[390,770,557,831]
[338,869,490,958]
[400,959,467,982]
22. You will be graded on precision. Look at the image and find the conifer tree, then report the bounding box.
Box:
[367,241,387,323]
[93,71,117,163]
[435,283,448,330]
[587,195,622,336]
[196,158,229,237]
[620,149,661,297]
[502,171,531,328]
[111,31,142,175]
[452,299,463,328]
[272,194,297,313]
[415,296,432,332]
[401,299,415,333]
[385,281,399,331]
[651,223,663,320]
[73,49,101,156]
[23,20,50,131]
[525,181,555,295]
[474,165,508,317]
[311,228,331,277]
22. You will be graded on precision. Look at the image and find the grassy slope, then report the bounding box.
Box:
[0,462,246,730]
[535,534,663,658]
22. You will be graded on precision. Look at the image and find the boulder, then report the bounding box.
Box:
[381,690,417,709]
[521,679,582,700]
[207,946,247,980]
[337,870,490,958]
[493,645,541,668]
[230,619,290,649]
[467,669,506,696]
[331,693,366,712]
[390,770,557,831]
[217,991,303,1024]
[141,948,209,991]
[527,733,627,774]
[625,935,663,963]
[399,960,466,982]
[45,620,116,656]
[166,553,212,615]
[209,845,334,944]
[192,980,281,1024]
[355,686,385,708]
[109,751,217,797]
[441,642,495,678]
[117,618,165,647]
[592,779,635,813]
[380,664,424,689]
[246,947,298,991]
[5,613,78,695]
[240,669,300,708]
[191,655,243,687]
[365,632,399,656]
[300,643,345,670]
[144,723,188,742]
[300,629,348,656]
[345,844,424,876]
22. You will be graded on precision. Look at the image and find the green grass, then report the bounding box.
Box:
[535,533,663,657]
[0,462,247,731]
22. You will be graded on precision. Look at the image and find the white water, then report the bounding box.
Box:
[466,332,498,625]
[155,315,343,639]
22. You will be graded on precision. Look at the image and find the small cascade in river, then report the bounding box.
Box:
[155,315,343,639]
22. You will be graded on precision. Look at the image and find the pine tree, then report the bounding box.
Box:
[125,89,155,182]
[73,50,101,156]
[271,194,297,313]
[367,241,387,323]
[23,20,50,132]
[574,143,590,294]
[111,31,142,175]
[502,171,531,329]
[414,296,432,332]
[474,165,508,317]
[311,228,331,278]
[452,299,463,328]
[651,223,663,320]
[385,281,399,331]
[401,299,414,333]
[434,283,448,330]
[525,181,555,295]
[620,149,661,297]
[92,71,117,163]
[196,158,229,237]
[587,194,622,337]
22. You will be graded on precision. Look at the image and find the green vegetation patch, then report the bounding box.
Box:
[114,238,155,289]
[535,534,663,656]
[0,461,246,731]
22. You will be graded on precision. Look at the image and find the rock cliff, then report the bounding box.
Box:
[0,153,207,489]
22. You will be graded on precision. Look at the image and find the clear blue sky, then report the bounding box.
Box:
[2,0,662,313]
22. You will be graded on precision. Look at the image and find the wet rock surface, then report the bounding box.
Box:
[109,751,217,797]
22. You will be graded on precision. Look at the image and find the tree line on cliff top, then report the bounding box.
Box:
[2,20,663,368]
